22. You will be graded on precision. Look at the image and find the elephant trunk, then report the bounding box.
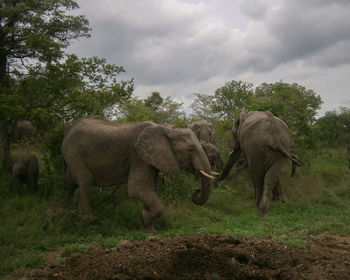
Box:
[192,148,212,205]
[216,156,224,173]
[192,174,211,205]
[219,148,241,181]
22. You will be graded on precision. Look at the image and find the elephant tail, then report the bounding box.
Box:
[272,145,303,177]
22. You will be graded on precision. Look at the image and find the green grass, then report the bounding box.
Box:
[1,148,350,277]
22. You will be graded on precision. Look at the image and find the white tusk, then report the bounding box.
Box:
[199,170,215,179]
[229,149,234,155]
[211,171,220,176]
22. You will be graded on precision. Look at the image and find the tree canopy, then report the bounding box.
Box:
[0,0,90,86]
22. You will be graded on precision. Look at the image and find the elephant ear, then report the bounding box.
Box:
[135,125,180,173]
[232,112,246,149]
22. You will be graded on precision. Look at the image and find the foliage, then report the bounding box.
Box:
[0,0,90,169]
[315,107,350,146]
[252,82,323,147]
[117,91,185,125]
[212,80,254,122]
[190,93,215,120]
[191,80,254,122]
[0,0,90,87]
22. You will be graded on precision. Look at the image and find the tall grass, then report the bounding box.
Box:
[1,148,350,277]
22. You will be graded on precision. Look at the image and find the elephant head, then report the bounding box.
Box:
[10,155,39,193]
[8,120,37,142]
[135,124,214,205]
[189,120,214,143]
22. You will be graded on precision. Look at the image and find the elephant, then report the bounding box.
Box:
[9,154,39,194]
[189,120,214,144]
[8,119,37,142]
[1,119,37,171]
[61,117,214,233]
[199,141,223,173]
[218,111,301,217]
[189,120,223,173]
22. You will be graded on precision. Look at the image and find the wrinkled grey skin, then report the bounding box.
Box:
[9,155,39,194]
[219,111,301,217]
[189,120,214,144]
[62,117,212,233]
[199,141,223,173]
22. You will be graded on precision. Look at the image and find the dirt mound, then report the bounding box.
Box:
[27,233,350,280]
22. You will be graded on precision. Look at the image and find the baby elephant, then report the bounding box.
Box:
[10,155,39,194]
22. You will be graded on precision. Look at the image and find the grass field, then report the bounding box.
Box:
[1,148,349,277]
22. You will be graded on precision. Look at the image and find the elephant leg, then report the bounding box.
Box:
[77,177,95,221]
[249,164,265,208]
[128,165,163,233]
[272,178,285,202]
[69,163,95,221]
[140,192,164,234]
[65,168,78,198]
[259,158,287,217]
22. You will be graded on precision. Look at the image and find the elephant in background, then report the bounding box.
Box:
[8,119,37,142]
[189,120,214,144]
[218,111,301,217]
[9,154,39,194]
[1,119,37,171]
[199,141,223,173]
[62,117,214,233]
[189,120,223,174]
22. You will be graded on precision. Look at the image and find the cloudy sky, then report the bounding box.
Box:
[69,0,350,116]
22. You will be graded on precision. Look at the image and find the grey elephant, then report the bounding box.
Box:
[61,117,214,233]
[199,141,223,173]
[189,120,214,144]
[9,119,37,142]
[189,120,222,173]
[9,155,39,194]
[218,111,301,217]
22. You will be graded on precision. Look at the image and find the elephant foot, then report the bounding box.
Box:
[142,225,157,234]
[258,207,269,217]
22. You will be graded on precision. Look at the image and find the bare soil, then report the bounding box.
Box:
[26,233,350,280]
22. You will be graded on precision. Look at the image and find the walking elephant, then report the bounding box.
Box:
[218,111,301,217]
[62,117,214,233]
[9,154,39,194]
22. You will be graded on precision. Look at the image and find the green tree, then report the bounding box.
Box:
[0,0,90,87]
[316,107,350,146]
[144,92,163,111]
[10,55,133,155]
[190,93,214,120]
[211,80,254,122]
[0,0,90,168]
[117,92,185,125]
[253,82,322,147]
